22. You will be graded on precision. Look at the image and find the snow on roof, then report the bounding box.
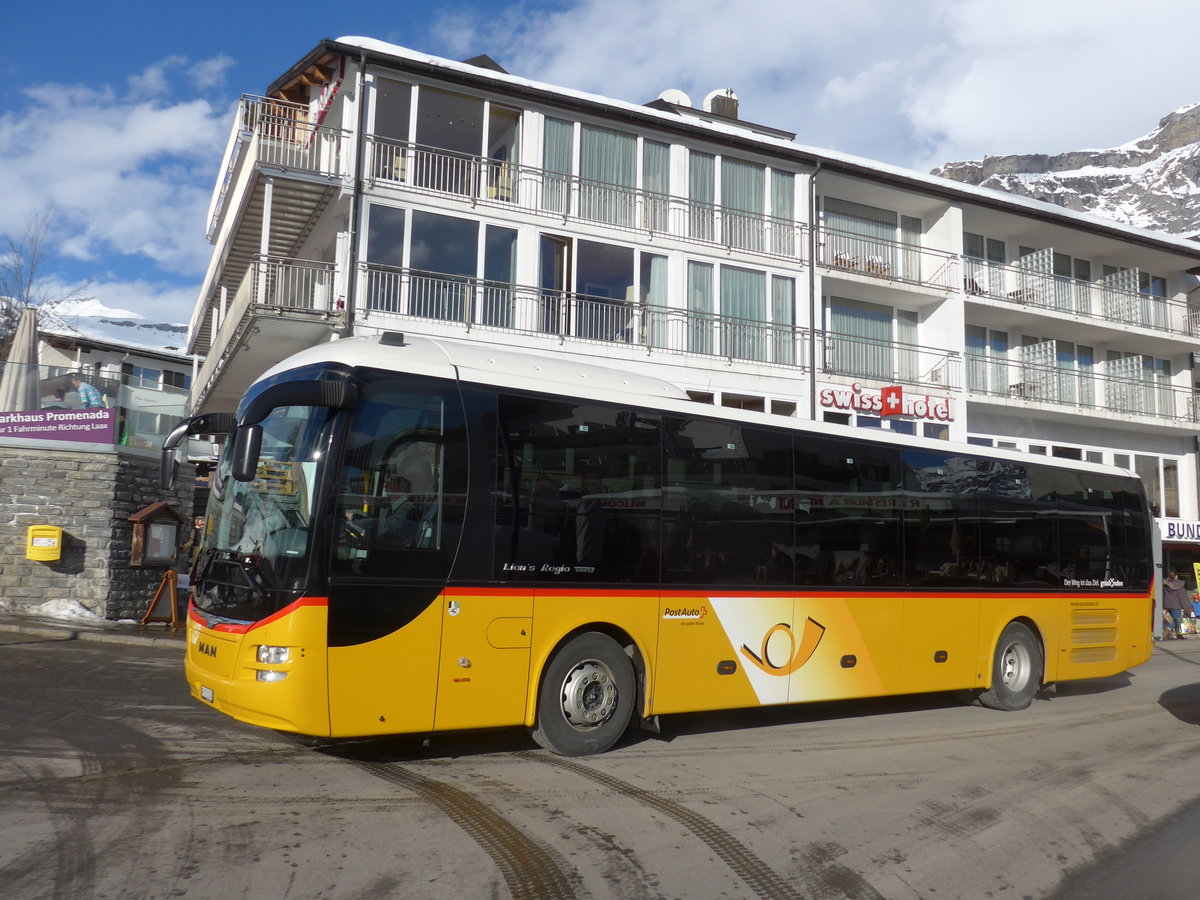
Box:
[36,299,192,360]
[332,35,1200,258]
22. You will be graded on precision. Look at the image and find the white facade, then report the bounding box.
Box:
[186,36,1200,528]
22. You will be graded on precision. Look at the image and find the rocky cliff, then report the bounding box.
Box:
[931,104,1200,237]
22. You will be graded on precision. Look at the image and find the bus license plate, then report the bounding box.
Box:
[200,685,214,703]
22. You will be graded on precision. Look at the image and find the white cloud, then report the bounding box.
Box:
[0,56,231,321]
[430,0,1200,172]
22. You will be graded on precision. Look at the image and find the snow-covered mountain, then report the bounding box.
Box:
[931,104,1200,238]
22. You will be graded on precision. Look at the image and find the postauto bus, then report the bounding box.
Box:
[162,333,1154,756]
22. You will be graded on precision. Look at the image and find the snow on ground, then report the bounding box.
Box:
[0,597,137,625]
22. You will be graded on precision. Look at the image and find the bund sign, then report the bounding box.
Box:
[818,383,954,422]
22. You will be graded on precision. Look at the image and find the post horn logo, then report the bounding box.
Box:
[740,617,826,676]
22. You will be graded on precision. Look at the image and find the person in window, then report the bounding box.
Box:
[378,473,421,548]
[72,375,104,409]
[42,389,68,410]
[1163,570,1190,640]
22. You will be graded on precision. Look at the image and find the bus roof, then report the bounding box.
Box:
[256,332,1139,481]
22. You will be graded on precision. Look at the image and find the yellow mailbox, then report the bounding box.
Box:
[27,525,63,562]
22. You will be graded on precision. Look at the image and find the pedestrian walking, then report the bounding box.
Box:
[1163,570,1190,639]
[71,375,104,409]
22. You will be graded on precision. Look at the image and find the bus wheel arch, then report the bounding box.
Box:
[979,619,1045,711]
[531,629,639,756]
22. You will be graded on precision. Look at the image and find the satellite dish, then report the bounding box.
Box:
[658,89,692,108]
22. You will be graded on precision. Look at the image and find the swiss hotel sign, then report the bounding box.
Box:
[818,383,954,422]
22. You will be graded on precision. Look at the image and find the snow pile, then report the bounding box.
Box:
[0,597,137,625]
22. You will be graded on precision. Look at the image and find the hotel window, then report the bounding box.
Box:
[538,235,635,341]
[688,151,715,241]
[824,198,921,280]
[579,124,637,226]
[687,265,794,364]
[1017,337,1094,407]
[643,140,670,231]
[721,157,765,251]
[963,232,1005,296]
[827,297,918,382]
[965,326,1009,395]
[372,83,519,197]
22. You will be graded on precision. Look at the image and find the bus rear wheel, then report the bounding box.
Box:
[532,633,635,756]
[979,622,1043,711]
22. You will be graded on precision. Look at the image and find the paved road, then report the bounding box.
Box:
[3,626,1200,899]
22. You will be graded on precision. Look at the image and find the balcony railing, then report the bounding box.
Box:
[819,332,960,389]
[232,255,337,312]
[365,136,808,264]
[965,354,1196,422]
[362,264,809,368]
[816,227,959,291]
[963,257,1193,336]
[207,96,351,241]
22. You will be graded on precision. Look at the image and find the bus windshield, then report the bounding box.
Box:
[194,404,336,621]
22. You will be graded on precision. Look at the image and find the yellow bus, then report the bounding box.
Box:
[164,333,1154,756]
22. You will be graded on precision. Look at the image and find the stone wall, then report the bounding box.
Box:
[0,443,193,620]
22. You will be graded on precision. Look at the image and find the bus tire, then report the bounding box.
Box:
[531,633,635,756]
[979,622,1043,711]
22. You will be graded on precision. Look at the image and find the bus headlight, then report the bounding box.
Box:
[256,670,289,682]
[256,645,291,664]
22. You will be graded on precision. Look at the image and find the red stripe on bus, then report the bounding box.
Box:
[190,596,329,633]
[441,585,1148,602]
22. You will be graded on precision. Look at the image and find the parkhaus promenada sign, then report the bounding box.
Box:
[818,382,954,422]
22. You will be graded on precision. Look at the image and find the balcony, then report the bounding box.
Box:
[361,264,809,369]
[208,96,352,241]
[192,97,351,362]
[816,227,959,292]
[365,136,807,264]
[819,332,960,389]
[192,256,341,412]
[965,354,1196,424]
[962,258,1193,338]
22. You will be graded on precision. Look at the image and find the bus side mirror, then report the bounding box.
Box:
[233,424,263,482]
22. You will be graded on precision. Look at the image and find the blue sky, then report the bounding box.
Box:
[5,0,1200,329]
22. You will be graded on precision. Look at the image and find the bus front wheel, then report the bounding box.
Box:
[979,622,1043,711]
[532,633,635,756]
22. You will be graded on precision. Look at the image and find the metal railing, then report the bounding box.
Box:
[965,353,1196,422]
[365,136,808,265]
[962,257,1192,336]
[232,255,337,312]
[362,264,810,368]
[819,332,960,388]
[816,226,958,291]
[207,95,351,240]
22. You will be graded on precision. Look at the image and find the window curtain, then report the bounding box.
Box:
[770,171,796,256]
[721,158,764,251]
[896,308,918,381]
[771,276,795,365]
[824,197,896,273]
[642,140,670,231]
[720,265,766,360]
[542,117,573,213]
[829,296,892,379]
[687,261,714,354]
[580,125,636,225]
[689,151,715,241]
[641,253,668,348]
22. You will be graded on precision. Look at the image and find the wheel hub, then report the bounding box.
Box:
[560,660,617,729]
